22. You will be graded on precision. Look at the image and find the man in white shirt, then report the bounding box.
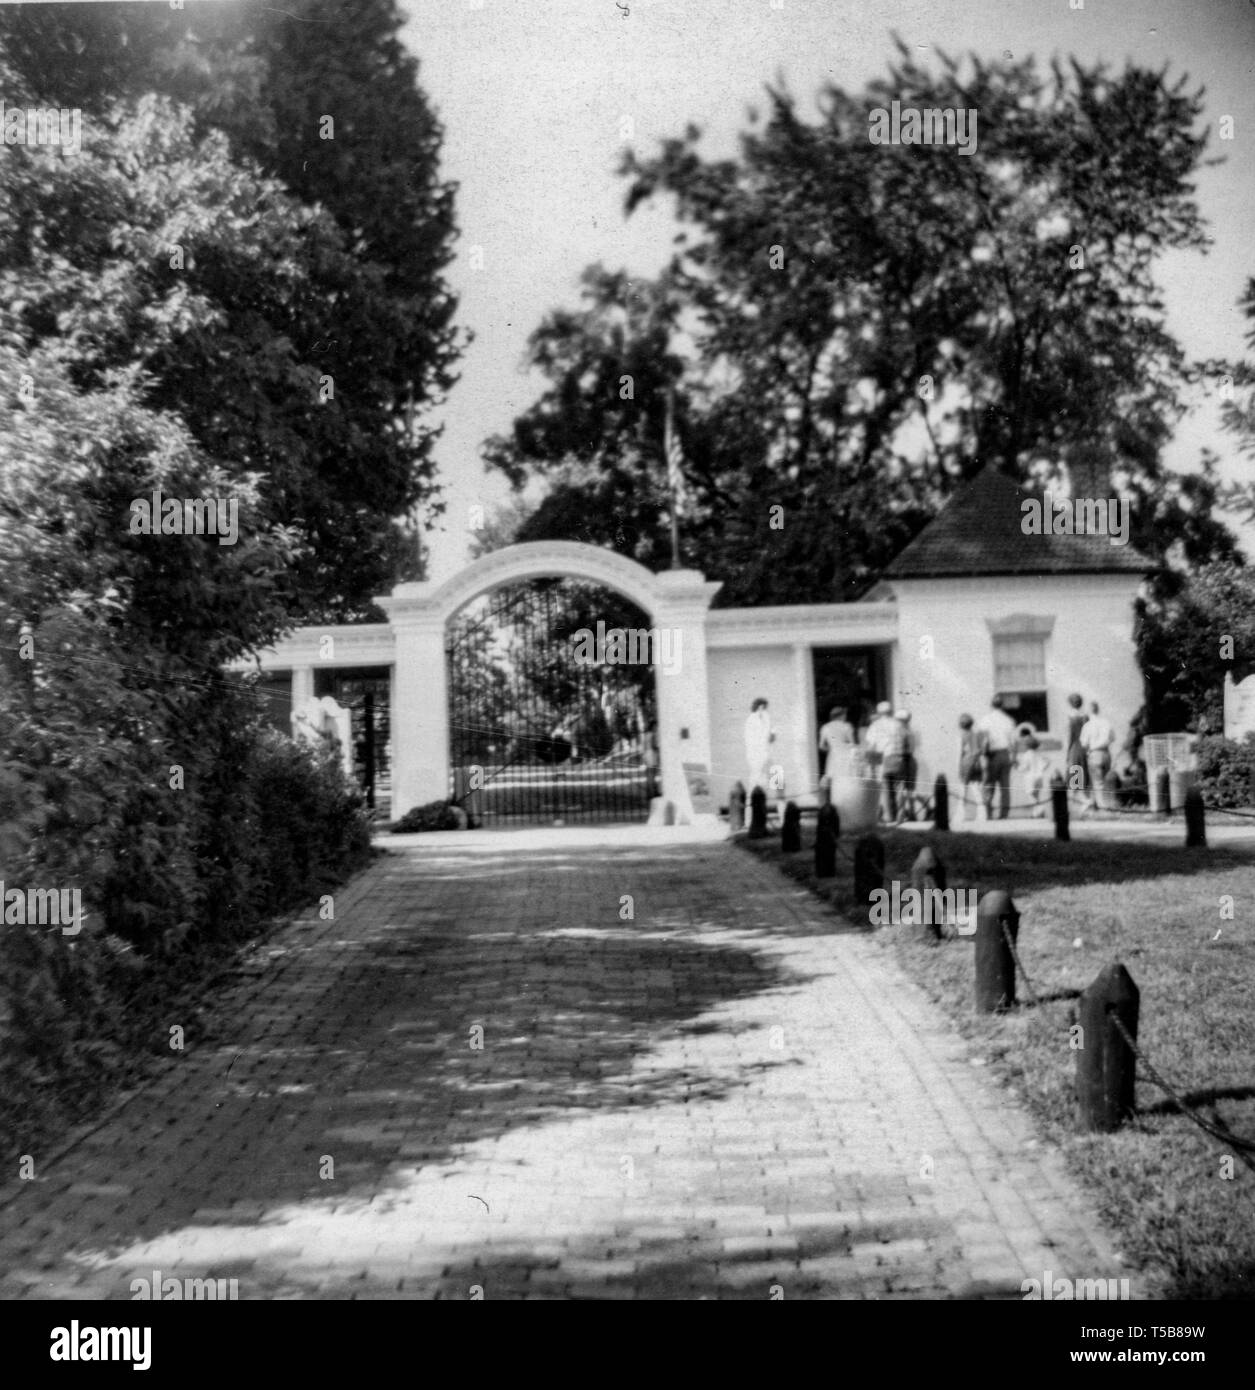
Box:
[863,701,896,821]
[975,696,1017,820]
[1079,701,1116,808]
[817,705,855,780]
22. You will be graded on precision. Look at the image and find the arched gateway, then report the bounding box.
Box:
[376,543,723,824]
[233,467,1150,830]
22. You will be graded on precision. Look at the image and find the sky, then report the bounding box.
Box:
[399,0,1255,583]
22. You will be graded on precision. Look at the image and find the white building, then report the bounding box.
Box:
[234,466,1151,824]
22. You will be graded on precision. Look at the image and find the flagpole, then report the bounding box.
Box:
[665,388,683,570]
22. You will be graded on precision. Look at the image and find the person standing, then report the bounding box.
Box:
[744,698,776,798]
[958,713,983,821]
[1079,701,1116,809]
[882,709,914,823]
[1017,735,1051,818]
[864,701,896,821]
[1065,692,1089,806]
[975,695,1017,820]
[818,705,855,779]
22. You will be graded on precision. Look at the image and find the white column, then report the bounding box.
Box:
[793,643,816,801]
[376,584,449,821]
[652,571,722,824]
[390,617,448,818]
[291,665,314,726]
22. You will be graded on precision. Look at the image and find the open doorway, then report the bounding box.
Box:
[811,646,889,768]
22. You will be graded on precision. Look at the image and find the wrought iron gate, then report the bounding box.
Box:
[446,577,656,825]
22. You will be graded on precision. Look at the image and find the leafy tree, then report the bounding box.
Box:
[1217,276,1255,521]
[487,44,1232,604]
[1135,563,1255,734]
[1,0,462,617]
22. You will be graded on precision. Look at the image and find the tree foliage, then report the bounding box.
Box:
[1,0,462,617]
[487,44,1233,604]
[1136,562,1255,734]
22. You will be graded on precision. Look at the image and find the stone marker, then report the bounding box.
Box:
[974,889,1019,1013]
[748,786,768,839]
[853,834,885,906]
[781,800,801,852]
[1051,771,1069,842]
[729,781,746,832]
[910,845,947,942]
[1184,786,1207,849]
[814,803,839,877]
[933,773,950,832]
[1077,963,1139,1132]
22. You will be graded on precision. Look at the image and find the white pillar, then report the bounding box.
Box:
[652,571,722,824]
[793,643,815,801]
[376,586,448,820]
[290,665,314,731]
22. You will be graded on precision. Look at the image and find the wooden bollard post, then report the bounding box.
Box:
[933,774,950,832]
[1050,771,1069,842]
[1077,963,1140,1132]
[974,890,1019,1013]
[1156,766,1170,815]
[748,786,768,839]
[910,846,946,942]
[781,801,801,852]
[853,834,885,907]
[1184,787,1207,848]
[814,804,838,877]
[729,781,746,832]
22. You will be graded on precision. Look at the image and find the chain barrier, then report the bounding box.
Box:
[993,927,1255,1173]
[1108,1015,1255,1173]
[1001,921,1040,1007]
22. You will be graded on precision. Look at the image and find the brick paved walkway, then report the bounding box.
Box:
[0,828,1132,1300]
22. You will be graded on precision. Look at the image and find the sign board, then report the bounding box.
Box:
[1224,672,1255,740]
[682,761,715,816]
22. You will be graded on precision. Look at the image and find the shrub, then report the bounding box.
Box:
[0,690,373,1146]
[1194,734,1255,810]
[393,799,465,833]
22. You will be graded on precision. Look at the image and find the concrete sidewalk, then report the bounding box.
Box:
[0,829,1134,1299]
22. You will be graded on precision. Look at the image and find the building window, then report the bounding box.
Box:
[992,632,1049,732]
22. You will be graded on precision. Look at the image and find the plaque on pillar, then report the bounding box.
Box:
[682,762,714,816]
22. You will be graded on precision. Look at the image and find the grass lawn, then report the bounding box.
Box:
[741,823,1255,1299]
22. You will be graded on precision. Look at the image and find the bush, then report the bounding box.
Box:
[392,799,466,833]
[0,687,373,1147]
[1194,733,1255,809]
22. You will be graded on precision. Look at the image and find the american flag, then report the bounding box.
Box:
[664,390,686,518]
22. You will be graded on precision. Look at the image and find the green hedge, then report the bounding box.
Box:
[0,675,372,1145]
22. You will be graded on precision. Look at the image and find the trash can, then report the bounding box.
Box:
[1144,734,1192,814]
[831,772,881,835]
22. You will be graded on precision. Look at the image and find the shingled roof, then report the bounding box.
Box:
[882,466,1153,580]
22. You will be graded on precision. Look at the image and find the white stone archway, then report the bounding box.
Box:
[374,542,722,822]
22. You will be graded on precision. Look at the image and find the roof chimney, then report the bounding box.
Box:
[1067,446,1111,500]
